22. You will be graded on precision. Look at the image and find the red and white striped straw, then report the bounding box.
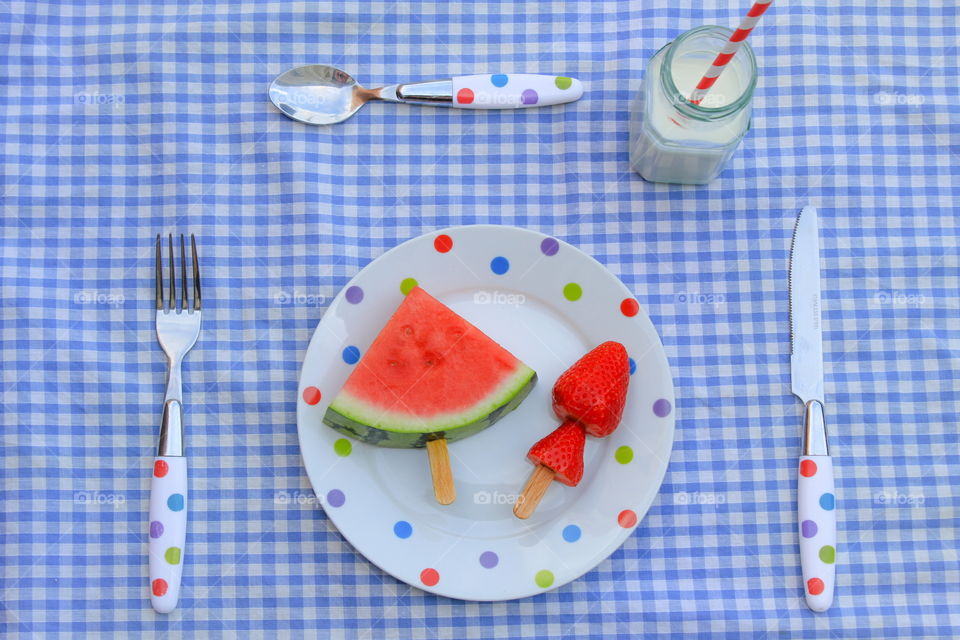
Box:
[688,0,773,105]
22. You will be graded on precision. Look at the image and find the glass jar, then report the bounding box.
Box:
[629,26,757,185]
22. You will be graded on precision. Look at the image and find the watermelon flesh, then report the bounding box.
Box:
[323,286,537,448]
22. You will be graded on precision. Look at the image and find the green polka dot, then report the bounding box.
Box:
[400,278,418,295]
[563,283,582,301]
[535,569,554,588]
[615,445,634,464]
[333,438,352,457]
[555,76,572,90]
[164,547,181,565]
[819,545,835,564]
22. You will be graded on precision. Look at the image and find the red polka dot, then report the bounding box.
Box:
[807,577,824,596]
[800,459,818,477]
[153,460,169,478]
[151,578,168,597]
[456,88,474,104]
[434,234,453,253]
[420,568,440,587]
[302,386,321,405]
[617,509,637,528]
[620,298,640,317]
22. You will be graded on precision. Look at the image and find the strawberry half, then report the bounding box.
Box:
[526,420,585,486]
[552,341,630,438]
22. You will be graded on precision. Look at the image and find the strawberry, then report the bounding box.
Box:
[526,420,586,486]
[552,341,630,438]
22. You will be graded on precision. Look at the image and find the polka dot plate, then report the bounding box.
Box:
[297,225,675,601]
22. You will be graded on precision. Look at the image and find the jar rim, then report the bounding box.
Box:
[660,25,758,121]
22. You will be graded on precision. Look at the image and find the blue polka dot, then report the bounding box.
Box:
[342,345,361,365]
[562,524,581,542]
[820,493,836,511]
[490,256,510,275]
[629,357,636,375]
[167,493,184,512]
[393,520,412,539]
[491,74,508,87]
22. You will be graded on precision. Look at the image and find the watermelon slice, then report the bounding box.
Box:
[323,286,537,448]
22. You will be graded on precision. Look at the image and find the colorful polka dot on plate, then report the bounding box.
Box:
[434,234,453,253]
[420,568,440,587]
[490,256,510,275]
[342,345,361,365]
[326,489,345,508]
[540,237,559,256]
[617,509,637,528]
[345,286,364,304]
[620,298,640,317]
[535,569,554,588]
[653,399,671,417]
[628,357,636,375]
[563,282,582,301]
[615,446,633,464]
[479,551,498,568]
[562,524,581,542]
[393,520,412,539]
[303,386,321,405]
[400,277,418,295]
[333,438,352,457]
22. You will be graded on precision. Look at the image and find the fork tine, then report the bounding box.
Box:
[155,234,163,310]
[191,234,201,311]
[180,234,188,311]
[168,233,175,311]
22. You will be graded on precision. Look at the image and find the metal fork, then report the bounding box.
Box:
[149,233,201,614]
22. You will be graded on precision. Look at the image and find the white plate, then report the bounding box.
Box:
[297,225,675,601]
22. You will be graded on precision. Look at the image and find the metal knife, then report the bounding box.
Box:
[789,206,836,613]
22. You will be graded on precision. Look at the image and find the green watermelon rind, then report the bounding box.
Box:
[323,366,537,449]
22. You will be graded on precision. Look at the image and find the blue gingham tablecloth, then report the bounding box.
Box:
[2,1,958,638]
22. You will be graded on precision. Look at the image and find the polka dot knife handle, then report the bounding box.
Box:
[450,74,583,109]
[148,456,187,614]
[798,456,836,612]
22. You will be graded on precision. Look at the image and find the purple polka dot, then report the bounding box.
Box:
[479,551,499,568]
[521,89,538,105]
[653,399,672,417]
[801,520,818,538]
[150,521,164,538]
[326,489,345,507]
[540,237,559,256]
[345,286,363,304]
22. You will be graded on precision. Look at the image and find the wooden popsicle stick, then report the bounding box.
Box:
[514,464,556,519]
[426,438,456,505]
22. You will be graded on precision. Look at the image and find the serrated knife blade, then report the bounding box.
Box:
[788,206,835,613]
[790,206,824,403]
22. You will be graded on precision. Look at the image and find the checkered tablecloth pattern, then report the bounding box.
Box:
[2,1,958,637]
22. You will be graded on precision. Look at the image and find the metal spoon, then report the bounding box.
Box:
[269,64,584,125]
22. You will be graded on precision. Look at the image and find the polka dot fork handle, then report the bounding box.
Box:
[149,456,187,614]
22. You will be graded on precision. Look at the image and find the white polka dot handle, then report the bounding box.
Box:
[798,455,836,612]
[148,456,187,614]
[450,74,583,109]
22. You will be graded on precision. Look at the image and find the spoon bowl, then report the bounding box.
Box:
[269,64,378,125]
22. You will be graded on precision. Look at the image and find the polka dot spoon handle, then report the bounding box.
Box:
[798,455,835,612]
[148,456,187,614]
[447,74,583,109]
